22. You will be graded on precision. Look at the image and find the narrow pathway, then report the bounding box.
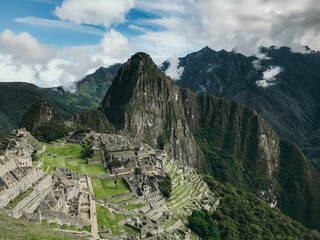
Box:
[87,176,99,239]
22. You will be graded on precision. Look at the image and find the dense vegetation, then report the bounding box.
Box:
[20,99,70,142]
[191,102,269,193]
[158,174,172,198]
[187,210,220,240]
[302,146,320,172]
[34,120,70,142]
[196,175,320,240]
[277,139,320,230]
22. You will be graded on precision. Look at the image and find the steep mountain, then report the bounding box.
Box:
[70,108,115,134]
[0,64,121,139]
[100,53,200,167]
[100,52,320,230]
[20,99,70,142]
[162,46,320,148]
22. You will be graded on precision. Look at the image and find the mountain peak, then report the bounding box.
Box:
[201,46,213,52]
[100,52,198,165]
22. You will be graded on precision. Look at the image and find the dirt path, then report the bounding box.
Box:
[87,176,99,239]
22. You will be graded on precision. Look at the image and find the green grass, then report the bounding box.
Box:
[107,196,137,204]
[42,221,91,232]
[0,214,86,240]
[42,143,107,176]
[92,178,131,199]
[96,205,122,235]
[123,203,145,210]
[5,188,33,209]
[164,219,177,228]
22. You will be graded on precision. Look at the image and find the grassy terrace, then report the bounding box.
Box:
[96,204,122,234]
[41,143,107,176]
[5,188,33,209]
[96,204,140,237]
[0,213,86,240]
[91,178,131,199]
[41,221,91,232]
[123,203,144,210]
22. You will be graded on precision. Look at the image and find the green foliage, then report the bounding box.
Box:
[73,128,90,135]
[31,150,40,162]
[202,175,320,240]
[0,113,14,139]
[20,99,70,142]
[277,139,320,230]
[194,124,269,192]
[79,109,115,133]
[158,174,172,198]
[109,159,122,169]
[81,139,94,158]
[35,120,70,142]
[302,146,320,172]
[187,210,220,240]
[157,133,168,150]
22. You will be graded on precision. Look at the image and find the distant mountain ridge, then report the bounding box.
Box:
[0,63,121,138]
[162,46,320,148]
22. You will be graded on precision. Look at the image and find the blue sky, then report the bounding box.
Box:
[0,0,319,88]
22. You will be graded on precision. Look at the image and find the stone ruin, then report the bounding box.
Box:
[30,167,91,229]
[0,129,210,239]
[0,129,46,212]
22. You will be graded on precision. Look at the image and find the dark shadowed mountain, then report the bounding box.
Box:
[161,46,320,149]
[0,63,121,138]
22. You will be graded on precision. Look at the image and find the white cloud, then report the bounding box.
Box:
[100,29,131,60]
[0,29,130,90]
[0,29,56,67]
[15,17,104,36]
[128,24,147,33]
[132,31,199,63]
[194,0,320,55]
[54,0,134,27]
[256,66,282,88]
[135,0,187,14]
[164,57,184,81]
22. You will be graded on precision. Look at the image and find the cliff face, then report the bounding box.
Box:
[99,52,320,230]
[100,53,199,166]
[181,89,280,192]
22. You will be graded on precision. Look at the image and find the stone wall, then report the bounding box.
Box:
[0,159,16,178]
[12,175,53,217]
[0,167,44,210]
[27,211,91,229]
